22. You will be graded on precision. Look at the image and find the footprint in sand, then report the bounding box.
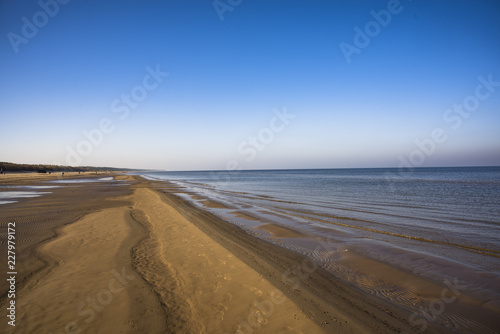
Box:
[194,287,202,295]
[250,287,262,296]
[212,303,227,321]
[211,303,228,313]
[249,309,266,325]
[215,312,224,321]
[224,293,232,302]
[212,281,222,292]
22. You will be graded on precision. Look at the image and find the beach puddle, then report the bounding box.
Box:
[48,177,117,184]
[0,191,52,205]
[1,185,61,190]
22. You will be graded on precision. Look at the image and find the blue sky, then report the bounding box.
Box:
[1,0,499,170]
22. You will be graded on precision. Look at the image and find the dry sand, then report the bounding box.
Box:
[131,187,326,333]
[0,173,452,333]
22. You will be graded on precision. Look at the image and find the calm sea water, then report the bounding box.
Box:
[142,167,500,272]
[143,167,500,272]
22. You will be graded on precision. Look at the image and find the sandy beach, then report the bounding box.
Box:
[0,173,496,333]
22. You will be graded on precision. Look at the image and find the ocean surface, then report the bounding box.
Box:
[143,167,500,267]
[142,167,500,330]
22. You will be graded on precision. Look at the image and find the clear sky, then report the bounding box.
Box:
[1,0,499,170]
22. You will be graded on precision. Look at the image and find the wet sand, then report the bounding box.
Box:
[0,173,492,333]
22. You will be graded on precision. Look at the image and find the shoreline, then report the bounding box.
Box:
[148,171,500,332]
[150,182,421,333]
[0,173,496,332]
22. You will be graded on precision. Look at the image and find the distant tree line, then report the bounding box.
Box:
[0,162,126,173]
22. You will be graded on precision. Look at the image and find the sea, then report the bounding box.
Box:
[142,167,500,330]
